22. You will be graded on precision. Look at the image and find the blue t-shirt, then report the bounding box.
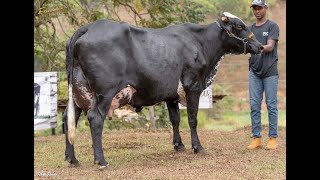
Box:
[249,19,280,78]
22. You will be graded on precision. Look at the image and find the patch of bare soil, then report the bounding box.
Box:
[34,127,286,179]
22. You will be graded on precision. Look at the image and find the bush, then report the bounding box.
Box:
[179,109,210,128]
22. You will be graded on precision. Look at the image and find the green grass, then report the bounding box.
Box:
[35,110,286,136]
[206,110,286,131]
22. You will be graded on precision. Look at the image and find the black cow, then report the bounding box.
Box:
[34,83,41,116]
[63,12,263,169]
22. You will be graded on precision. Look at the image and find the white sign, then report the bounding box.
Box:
[34,72,57,130]
[179,85,212,109]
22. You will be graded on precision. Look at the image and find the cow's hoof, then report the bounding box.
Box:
[68,163,80,168]
[99,164,109,171]
[193,145,206,154]
[65,157,80,167]
[94,159,109,167]
[174,143,186,152]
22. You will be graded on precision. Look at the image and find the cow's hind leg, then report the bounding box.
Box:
[186,91,206,154]
[63,105,82,167]
[166,100,185,151]
[88,92,116,170]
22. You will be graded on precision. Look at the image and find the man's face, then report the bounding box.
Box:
[252,5,267,20]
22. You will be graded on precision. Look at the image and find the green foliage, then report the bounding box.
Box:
[104,115,150,130]
[34,115,51,119]
[212,83,232,95]
[180,0,210,24]
[208,84,233,119]
[179,109,210,128]
[193,0,217,12]
[223,0,252,18]
[34,0,109,72]
[138,103,170,128]
[154,103,171,128]
[216,95,234,112]
[58,80,68,104]
[105,119,134,130]
[58,71,67,81]
[34,0,68,71]
[209,109,287,131]
[111,0,209,28]
[35,109,286,136]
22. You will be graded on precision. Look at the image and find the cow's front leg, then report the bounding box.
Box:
[186,91,205,154]
[63,105,82,167]
[166,100,185,151]
[88,94,111,170]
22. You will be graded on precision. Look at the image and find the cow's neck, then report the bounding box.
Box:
[189,23,230,66]
[202,22,229,65]
[188,22,231,87]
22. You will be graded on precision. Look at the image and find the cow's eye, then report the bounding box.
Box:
[235,24,243,30]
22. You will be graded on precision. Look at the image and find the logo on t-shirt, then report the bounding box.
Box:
[262,32,268,36]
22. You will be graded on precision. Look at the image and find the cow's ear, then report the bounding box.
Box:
[221,16,229,23]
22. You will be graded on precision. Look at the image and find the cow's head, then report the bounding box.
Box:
[217,12,263,54]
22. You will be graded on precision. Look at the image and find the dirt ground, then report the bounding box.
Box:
[34,126,286,179]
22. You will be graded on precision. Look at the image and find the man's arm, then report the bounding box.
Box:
[262,39,276,53]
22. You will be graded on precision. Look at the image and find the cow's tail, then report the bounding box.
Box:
[66,25,89,145]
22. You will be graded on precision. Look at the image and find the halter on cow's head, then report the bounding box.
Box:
[216,12,263,54]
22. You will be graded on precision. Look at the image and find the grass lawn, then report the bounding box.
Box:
[206,110,286,131]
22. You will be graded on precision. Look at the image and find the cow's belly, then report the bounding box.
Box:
[129,81,180,107]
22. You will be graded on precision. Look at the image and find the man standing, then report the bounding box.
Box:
[246,0,280,150]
